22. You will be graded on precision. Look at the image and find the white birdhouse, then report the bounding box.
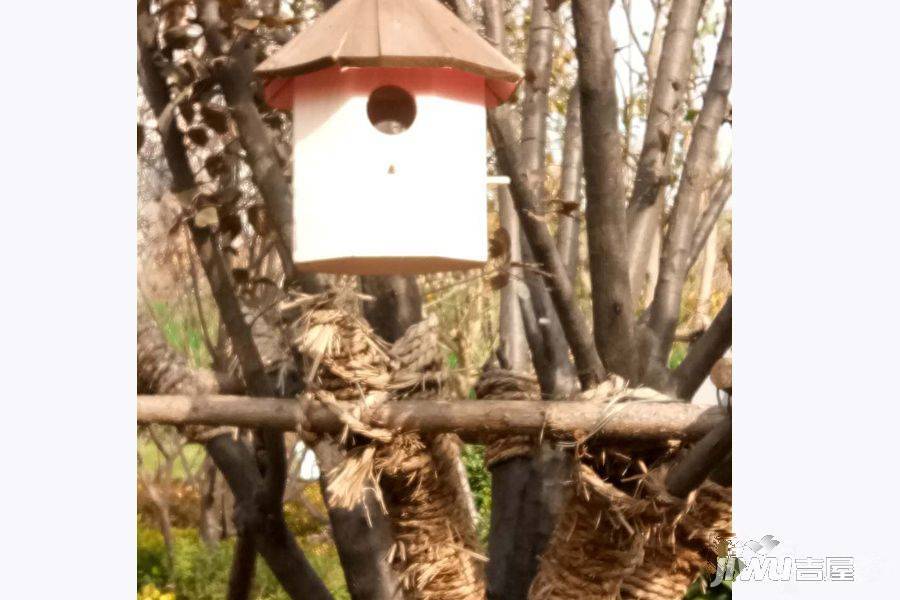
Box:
[255,0,522,275]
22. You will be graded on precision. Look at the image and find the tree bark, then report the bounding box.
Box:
[688,168,732,270]
[665,417,732,498]
[673,295,732,400]
[571,0,639,380]
[556,88,583,282]
[138,12,331,597]
[359,275,423,343]
[138,394,726,443]
[489,109,606,388]
[226,533,257,600]
[314,440,402,599]
[643,6,732,381]
[627,0,705,300]
[204,435,334,600]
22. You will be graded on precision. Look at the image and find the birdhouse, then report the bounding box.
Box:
[255,0,522,275]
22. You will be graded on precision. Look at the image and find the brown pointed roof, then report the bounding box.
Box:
[255,0,523,104]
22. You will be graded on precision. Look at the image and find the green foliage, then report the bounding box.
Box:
[138,525,171,589]
[138,437,206,481]
[683,576,732,600]
[149,300,215,368]
[137,523,349,600]
[668,342,688,370]
[461,444,492,543]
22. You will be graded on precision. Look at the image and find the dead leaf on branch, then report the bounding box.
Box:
[219,213,243,239]
[248,205,269,236]
[489,271,510,291]
[233,18,260,31]
[489,226,511,260]
[524,208,553,224]
[200,104,230,134]
[178,100,195,123]
[186,127,210,146]
[156,86,193,137]
[193,206,219,228]
[162,24,203,50]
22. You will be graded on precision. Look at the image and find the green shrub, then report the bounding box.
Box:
[137,522,349,600]
[461,444,492,543]
[137,525,170,589]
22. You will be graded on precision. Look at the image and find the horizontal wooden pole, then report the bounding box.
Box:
[137,394,724,444]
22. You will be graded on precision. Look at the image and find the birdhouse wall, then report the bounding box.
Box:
[290,67,488,274]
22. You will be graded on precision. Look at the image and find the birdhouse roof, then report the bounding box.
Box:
[255,0,523,104]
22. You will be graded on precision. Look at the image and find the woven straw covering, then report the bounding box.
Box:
[529,463,651,600]
[474,369,540,468]
[620,483,732,600]
[528,377,732,600]
[287,291,484,599]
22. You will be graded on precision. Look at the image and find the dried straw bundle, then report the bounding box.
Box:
[474,369,540,468]
[529,376,731,600]
[529,462,652,600]
[288,291,485,599]
[619,482,732,600]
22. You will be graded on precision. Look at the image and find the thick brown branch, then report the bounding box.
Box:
[227,533,257,600]
[138,394,724,444]
[139,13,330,598]
[488,108,605,388]
[360,275,423,343]
[673,295,732,399]
[572,0,638,379]
[643,6,732,375]
[501,5,567,594]
[626,0,705,297]
[665,417,732,498]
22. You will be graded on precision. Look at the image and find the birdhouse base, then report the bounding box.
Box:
[293,256,486,275]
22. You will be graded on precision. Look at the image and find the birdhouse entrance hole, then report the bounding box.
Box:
[367,85,416,134]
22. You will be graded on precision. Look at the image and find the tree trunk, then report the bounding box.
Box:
[572,0,639,380]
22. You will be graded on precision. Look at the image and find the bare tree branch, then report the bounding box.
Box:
[556,86,583,282]
[672,295,731,400]
[687,167,731,270]
[665,416,732,498]
[197,0,326,293]
[642,6,732,378]
[571,0,639,380]
[488,109,606,388]
[138,11,330,597]
[626,0,705,300]
[483,0,506,52]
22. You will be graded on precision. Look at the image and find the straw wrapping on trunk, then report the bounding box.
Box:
[287,291,485,599]
[475,369,540,468]
[528,376,732,600]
